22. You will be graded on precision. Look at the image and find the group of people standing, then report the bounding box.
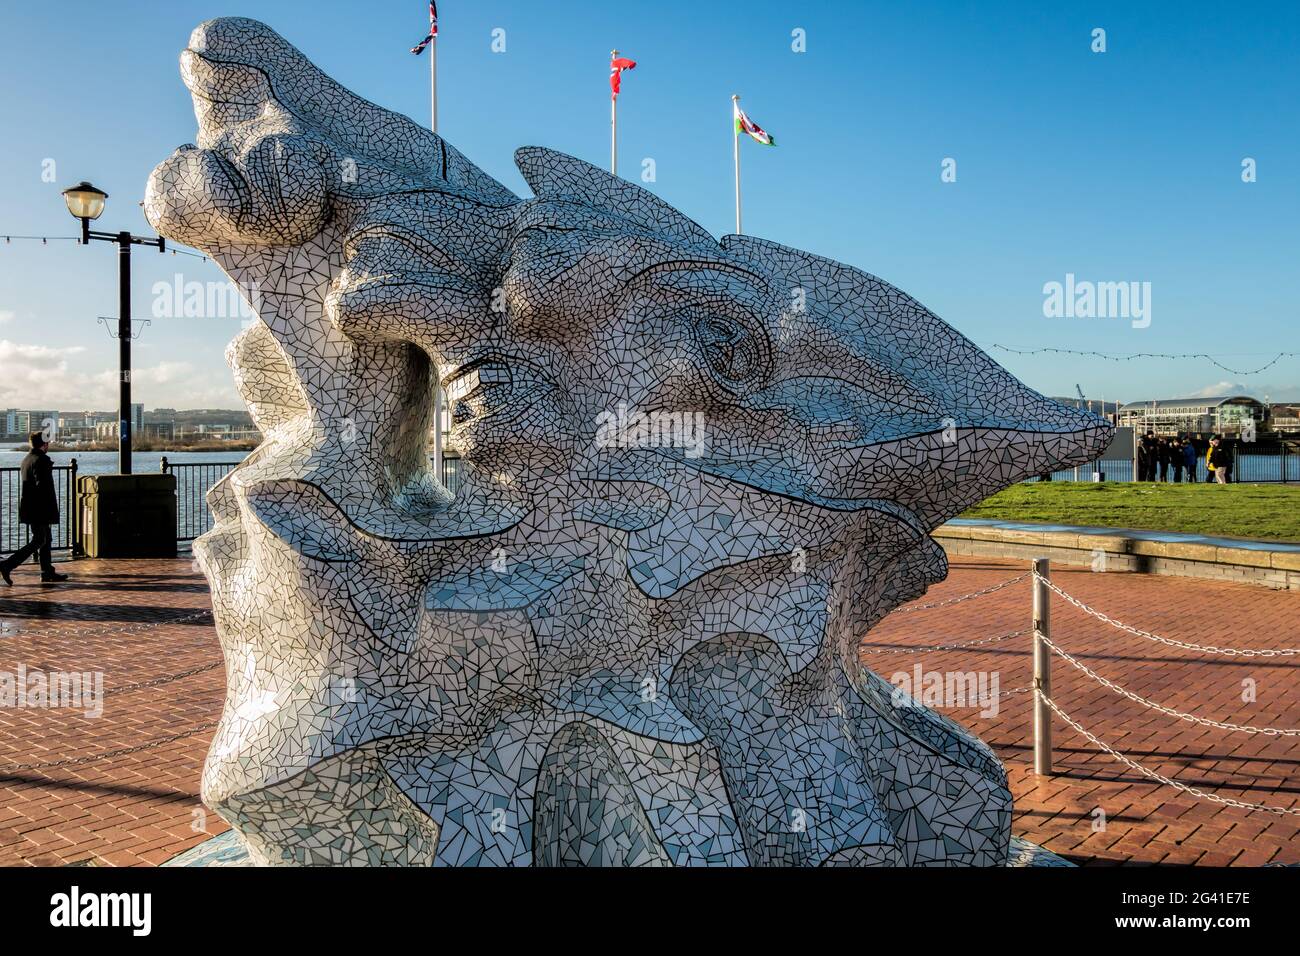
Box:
[1137,431,1235,484]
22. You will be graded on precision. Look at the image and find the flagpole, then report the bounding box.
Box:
[430,31,438,133]
[610,49,619,176]
[430,22,442,482]
[732,94,742,234]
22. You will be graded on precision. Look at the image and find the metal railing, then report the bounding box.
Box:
[442,454,463,497]
[7,453,463,554]
[879,559,1300,815]
[1037,459,1135,483]
[1,459,80,557]
[161,456,462,543]
[1028,559,1300,815]
[1232,443,1296,483]
[1035,443,1299,483]
[160,458,241,542]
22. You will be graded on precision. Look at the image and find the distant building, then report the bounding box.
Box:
[91,405,145,437]
[5,409,31,436]
[4,409,59,439]
[1050,398,1120,423]
[28,410,59,435]
[56,412,97,443]
[1118,396,1268,438]
[1271,404,1300,436]
[141,422,175,440]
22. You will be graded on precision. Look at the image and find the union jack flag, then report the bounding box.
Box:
[411,2,438,55]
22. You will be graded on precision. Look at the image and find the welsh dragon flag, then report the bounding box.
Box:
[735,104,775,146]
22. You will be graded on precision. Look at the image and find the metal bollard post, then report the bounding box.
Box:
[70,457,81,558]
[1033,557,1052,775]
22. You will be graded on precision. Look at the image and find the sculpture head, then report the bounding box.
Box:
[147,17,1110,866]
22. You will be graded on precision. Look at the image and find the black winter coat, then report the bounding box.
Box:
[18,450,59,525]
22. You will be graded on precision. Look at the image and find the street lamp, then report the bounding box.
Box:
[62,180,164,474]
[61,181,108,229]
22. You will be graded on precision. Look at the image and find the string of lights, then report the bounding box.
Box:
[4,236,1290,378]
[986,344,1299,378]
[1,232,209,261]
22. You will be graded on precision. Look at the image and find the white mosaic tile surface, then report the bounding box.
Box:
[166,829,1075,867]
[145,17,1110,866]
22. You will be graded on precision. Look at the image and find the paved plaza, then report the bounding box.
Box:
[0,555,1296,866]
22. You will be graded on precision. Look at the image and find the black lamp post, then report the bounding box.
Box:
[62,181,164,475]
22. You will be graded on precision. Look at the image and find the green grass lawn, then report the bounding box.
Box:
[960,481,1300,542]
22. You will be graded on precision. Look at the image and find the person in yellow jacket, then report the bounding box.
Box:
[1205,441,1215,482]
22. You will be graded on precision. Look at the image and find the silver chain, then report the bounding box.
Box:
[0,609,214,645]
[0,722,217,773]
[862,628,1029,656]
[891,573,1029,613]
[1040,693,1300,816]
[1041,635,1300,737]
[1035,573,1300,657]
[103,661,225,697]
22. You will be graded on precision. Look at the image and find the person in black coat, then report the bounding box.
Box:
[1138,431,1160,481]
[0,432,68,584]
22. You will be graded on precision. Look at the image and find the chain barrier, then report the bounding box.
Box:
[0,608,214,644]
[0,611,222,774]
[863,628,1029,656]
[1041,635,1300,737]
[891,573,1029,613]
[0,722,218,774]
[1034,572,1300,657]
[1038,693,1300,816]
[103,661,225,697]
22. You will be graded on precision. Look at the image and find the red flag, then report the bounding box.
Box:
[411,1,438,55]
[610,55,636,101]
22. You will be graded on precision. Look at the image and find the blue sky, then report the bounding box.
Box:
[0,0,1296,410]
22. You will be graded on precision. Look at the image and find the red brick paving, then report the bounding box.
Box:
[1,554,1297,866]
[868,557,1300,866]
[0,558,227,866]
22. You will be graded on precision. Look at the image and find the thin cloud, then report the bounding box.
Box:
[0,338,238,410]
[1190,380,1300,403]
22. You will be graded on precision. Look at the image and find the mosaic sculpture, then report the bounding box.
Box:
[145,17,1111,866]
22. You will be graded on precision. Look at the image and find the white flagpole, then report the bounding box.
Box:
[610,50,619,175]
[732,94,742,234]
[430,30,438,133]
[430,22,443,483]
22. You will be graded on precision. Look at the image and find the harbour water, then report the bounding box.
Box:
[0,450,249,474]
[0,451,248,553]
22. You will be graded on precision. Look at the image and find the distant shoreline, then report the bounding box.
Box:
[8,441,259,454]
